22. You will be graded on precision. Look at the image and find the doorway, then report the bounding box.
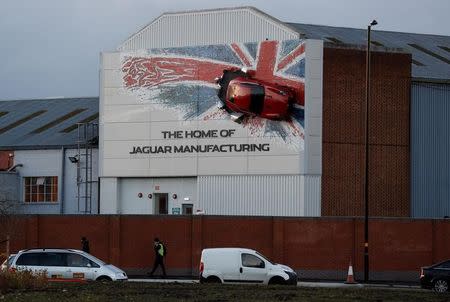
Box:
[154,193,168,214]
[182,203,193,215]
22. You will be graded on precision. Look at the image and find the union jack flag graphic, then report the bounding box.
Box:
[121,40,306,148]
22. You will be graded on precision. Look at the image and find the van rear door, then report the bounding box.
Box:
[214,249,240,283]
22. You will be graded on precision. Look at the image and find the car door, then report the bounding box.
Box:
[65,253,97,280]
[239,253,267,284]
[41,252,67,279]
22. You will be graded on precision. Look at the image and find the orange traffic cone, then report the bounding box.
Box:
[345,260,357,284]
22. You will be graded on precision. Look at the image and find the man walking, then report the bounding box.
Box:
[148,237,167,278]
[81,237,90,253]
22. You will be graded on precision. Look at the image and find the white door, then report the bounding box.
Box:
[239,253,267,284]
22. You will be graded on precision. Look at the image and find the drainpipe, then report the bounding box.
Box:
[60,146,66,214]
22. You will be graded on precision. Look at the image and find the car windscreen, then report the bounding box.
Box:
[255,252,275,265]
[7,255,16,266]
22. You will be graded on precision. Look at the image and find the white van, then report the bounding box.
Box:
[199,248,297,285]
[10,248,127,282]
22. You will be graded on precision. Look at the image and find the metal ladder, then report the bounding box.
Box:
[76,123,98,214]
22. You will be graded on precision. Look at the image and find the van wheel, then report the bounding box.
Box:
[96,276,112,282]
[205,276,221,284]
[268,276,285,285]
[433,279,448,292]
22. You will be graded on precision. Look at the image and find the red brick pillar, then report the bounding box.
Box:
[272,218,284,264]
[191,216,203,276]
[109,216,121,266]
[26,216,39,248]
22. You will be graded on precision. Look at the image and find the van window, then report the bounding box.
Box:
[41,253,67,266]
[66,253,99,268]
[15,253,41,266]
[241,253,265,268]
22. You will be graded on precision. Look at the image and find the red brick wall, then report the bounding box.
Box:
[322,47,411,216]
[3,215,449,279]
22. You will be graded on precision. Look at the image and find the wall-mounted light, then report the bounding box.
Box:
[184,197,190,201]
[148,193,152,199]
[172,194,177,199]
[138,192,143,198]
[68,156,79,163]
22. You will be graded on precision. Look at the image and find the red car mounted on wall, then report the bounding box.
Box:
[216,68,296,123]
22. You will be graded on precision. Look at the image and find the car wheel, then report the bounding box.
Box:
[268,276,285,285]
[434,279,448,293]
[96,276,112,282]
[205,276,221,284]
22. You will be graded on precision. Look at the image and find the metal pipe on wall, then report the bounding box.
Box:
[60,146,65,215]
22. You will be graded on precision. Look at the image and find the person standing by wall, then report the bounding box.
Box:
[81,237,90,253]
[148,237,167,278]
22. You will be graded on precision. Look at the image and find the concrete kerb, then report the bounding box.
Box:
[129,278,422,290]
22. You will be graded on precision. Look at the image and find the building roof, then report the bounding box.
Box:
[119,6,450,80]
[0,97,98,150]
[287,22,450,81]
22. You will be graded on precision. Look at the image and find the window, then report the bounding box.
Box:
[436,261,450,269]
[24,176,58,203]
[40,253,66,266]
[66,253,99,268]
[241,253,265,268]
[16,253,41,266]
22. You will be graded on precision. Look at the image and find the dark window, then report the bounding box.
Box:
[245,83,264,114]
[16,253,41,266]
[241,253,265,268]
[436,261,450,269]
[41,253,67,266]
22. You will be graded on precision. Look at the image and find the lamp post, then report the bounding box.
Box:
[364,19,377,283]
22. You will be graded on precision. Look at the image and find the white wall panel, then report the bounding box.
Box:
[198,175,320,216]
[118,7,299,51]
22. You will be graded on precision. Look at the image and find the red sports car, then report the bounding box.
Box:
[216,69,295,122]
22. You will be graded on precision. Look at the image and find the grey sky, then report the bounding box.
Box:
[1,0,449,100]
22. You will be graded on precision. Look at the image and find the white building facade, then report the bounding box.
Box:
[99,7,323,216]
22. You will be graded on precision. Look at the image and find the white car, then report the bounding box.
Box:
[1,254,16,271]
[10,248,127,281]
[199,248,297,285]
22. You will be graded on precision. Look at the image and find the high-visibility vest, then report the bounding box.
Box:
[158,243,164,257]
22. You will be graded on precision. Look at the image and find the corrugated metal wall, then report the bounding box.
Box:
[411,82,450,218]
[119,8,299,51]
[198,175,320,217]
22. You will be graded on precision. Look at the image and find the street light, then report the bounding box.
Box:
[364,19,377,283]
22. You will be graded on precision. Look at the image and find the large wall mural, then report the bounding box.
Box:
[121,40,306,148]
[100,39,322,177]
